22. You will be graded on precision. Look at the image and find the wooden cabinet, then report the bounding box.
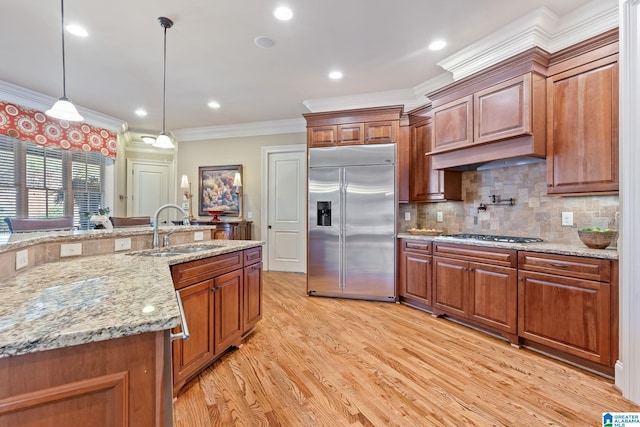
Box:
[397,115,410,202]
[214,270,243,354]
[426,49,549,170]
[431,73,544,154]
[171,246,263,395]
[432,243,518,341]
[211,220,252,240]
[398,239,433,310]
[304,106,403,148]
[408,108,462,202]
[546,40,619,195]
[0,331,169,426]
[432,95,473,152]
[517,251,616,367]
[173,279,215,387]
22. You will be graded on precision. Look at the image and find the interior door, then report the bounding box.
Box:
[126,160,171,223]
[267,150,306,272]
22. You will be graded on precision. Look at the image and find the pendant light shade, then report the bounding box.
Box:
[46,0,83,122]
[153,17,175,149]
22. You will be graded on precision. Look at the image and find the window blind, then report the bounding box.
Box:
[0,134,114,232]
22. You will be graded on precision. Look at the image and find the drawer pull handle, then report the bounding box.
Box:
[548,262,569,268]
[171,291,191,342]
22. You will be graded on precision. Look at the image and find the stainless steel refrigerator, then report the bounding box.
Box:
[307,143,396,301]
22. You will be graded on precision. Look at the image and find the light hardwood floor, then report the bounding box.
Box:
[173,271,639,426]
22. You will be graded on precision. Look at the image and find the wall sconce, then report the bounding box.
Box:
[180,174,196,223]
[233,172,243,221]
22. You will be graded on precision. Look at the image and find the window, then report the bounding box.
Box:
[0,135,114,232]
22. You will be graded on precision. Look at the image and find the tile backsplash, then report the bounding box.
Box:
[399,162,619,245]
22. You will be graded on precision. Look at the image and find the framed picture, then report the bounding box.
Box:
[198,165,242,217]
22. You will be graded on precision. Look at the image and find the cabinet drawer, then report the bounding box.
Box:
[244,246,262,266]
[172,251,243,289]
[402,239,432,255]
[433,243,516,268]
[518,252,610,282]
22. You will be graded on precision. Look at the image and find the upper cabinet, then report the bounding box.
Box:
[408,106,462,202]
[545,30,619,196]
[304,106,402,148]
[427,49,549,170]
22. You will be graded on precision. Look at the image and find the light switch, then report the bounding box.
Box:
[16,249,28,270]
[436,212,443,222]
[404,211,411,221]
[114,238,131,251]
[561,212,573,227]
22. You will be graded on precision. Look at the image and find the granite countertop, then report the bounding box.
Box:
[0,239,264,358]
[397,233,618,260]
[0,224,216,253]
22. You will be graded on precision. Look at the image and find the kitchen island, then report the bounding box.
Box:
[0,227,264,426]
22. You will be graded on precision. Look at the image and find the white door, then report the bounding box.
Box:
[126,160,172,223]
[265,147,306,272]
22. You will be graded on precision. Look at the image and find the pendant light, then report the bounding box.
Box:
[153,17,175,149]
[46,0,83,122]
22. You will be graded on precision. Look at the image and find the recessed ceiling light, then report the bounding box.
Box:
[208,101,221,109]
[274,6,293,21]
[329,71,343,80]
[141,136,156,145]
[429,40,447,51]
[254,36,275,48]
[135,109,147,116]
[66,24,88,37]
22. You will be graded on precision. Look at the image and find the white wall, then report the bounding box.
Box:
[176,132,305,239]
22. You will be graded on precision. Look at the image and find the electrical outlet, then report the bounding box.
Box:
[561,212,574,227]
[114,238,131,252]
[404,211,411,221]
[194,231,204,241]
[247,211,253,219]
[16,249,28,270]
[60,243,82,257]
[436,212,443,222]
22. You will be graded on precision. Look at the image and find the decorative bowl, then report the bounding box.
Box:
[577,230,617,249]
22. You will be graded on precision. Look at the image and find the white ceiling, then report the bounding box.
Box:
[1,0,601,135]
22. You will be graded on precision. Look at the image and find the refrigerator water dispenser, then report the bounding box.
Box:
[317,201,331,226]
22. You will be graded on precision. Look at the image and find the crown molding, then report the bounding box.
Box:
[436,0,618,81]
[303,88,419,113]
[172,117,306,142]
[0,80,126,132]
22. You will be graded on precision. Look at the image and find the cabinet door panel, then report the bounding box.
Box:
[172,280,215,384]
[338,123,364,145]
[365,121,397,144]
[547,57,618,194]
[214,269,243,354]
[433,257,468,316]
[243,262,263,334]
[469,263,517,333]
[403,253,432,304]
[432,95,473,152]
[474,74,531,143]
[518,271,610,365]
[308,126,338,147]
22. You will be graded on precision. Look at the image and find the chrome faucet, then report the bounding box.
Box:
[153,203,190,249]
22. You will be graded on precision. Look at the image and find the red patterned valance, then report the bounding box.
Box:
[0,102,117,159]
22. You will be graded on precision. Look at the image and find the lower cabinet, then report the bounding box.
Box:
[171,246,263,395]
[0,331,170,426]
[398,239,433,309]
[432,243,518,342]
[517,251,615,367]
[397,240,618,373]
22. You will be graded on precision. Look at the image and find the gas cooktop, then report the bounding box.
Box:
[441,234,544,244]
